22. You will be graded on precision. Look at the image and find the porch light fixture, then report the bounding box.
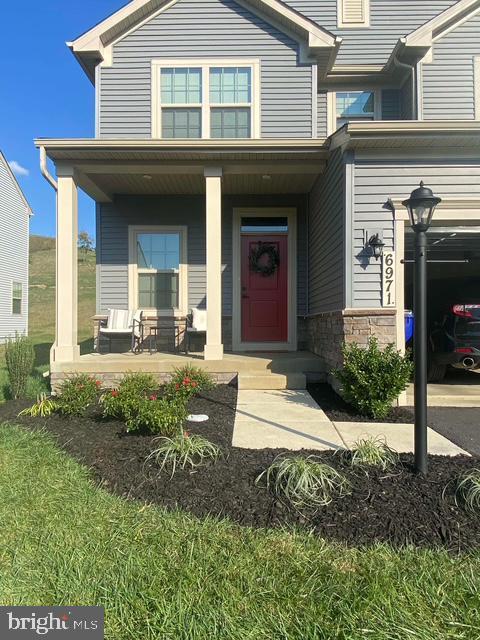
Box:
[367,233,385,260]
[142,174,153,181]
[402,182,442,475]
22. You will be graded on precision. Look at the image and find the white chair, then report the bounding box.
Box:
[96,309,144,353]
[185,308,207,354]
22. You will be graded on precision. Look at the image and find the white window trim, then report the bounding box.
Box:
[475,57,480,121]
[327,88,381,136]
[151,58,261,139]
[128,225,188,316]
[337,0,370,28]
[12,281,22,316]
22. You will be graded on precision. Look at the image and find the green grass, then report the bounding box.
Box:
[0,236,96,401]
[0,422,480,639]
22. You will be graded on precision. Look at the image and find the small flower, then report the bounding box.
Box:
[95,380,102,388]
[175,383,180,391]
[111,390,119,398]
[191,381,198,388]
[149,394,157,401]
[183,430,190,438]
[183,377,191,385]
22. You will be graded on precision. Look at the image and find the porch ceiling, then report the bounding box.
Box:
[35,138,328,202]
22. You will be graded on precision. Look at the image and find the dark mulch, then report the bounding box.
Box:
[1,385,480,551]
[308,382,415,423]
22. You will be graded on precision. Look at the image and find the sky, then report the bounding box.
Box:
[0,1,125,241]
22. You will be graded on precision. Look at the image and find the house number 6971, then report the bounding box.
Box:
[382,251,396,308]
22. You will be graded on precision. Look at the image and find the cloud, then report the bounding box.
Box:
[8,160,29,177]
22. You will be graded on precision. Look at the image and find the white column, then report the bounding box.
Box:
[394,211,408,406]
[204,167,223,360]
[51,166,80,363]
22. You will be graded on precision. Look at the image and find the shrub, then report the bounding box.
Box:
[57,374,101,416]
[165,365,215,403]
[101,372,158,423]
[333,338,413,419]
[5,334,35,399]
[455,469,480,513]
[147,431,220,477]
[345,435,398,471]
[256,455,350,513]
[126,396,188,435]
[18,393,59,418]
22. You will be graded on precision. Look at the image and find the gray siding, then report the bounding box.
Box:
[287,0,457,65]
[400,75,414,119]
[352,158,480,307]
[100,0,312,138]
[317,91,328,138]
[98,194,308,316]
[381,89,401,120]
[0,156,29,342]
[422,12,480,120]
[308,148,345,314]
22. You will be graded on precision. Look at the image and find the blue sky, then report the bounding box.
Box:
[0,1,124,241]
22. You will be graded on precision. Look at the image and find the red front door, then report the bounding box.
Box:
[241,234,288,343]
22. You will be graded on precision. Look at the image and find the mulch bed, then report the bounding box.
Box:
[308,382,415,423]
[1,385,479,552]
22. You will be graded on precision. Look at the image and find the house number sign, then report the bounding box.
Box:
[382,251,396,307]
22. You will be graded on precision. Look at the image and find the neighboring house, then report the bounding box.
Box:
[0,152,31,343]
[36,0,480,388]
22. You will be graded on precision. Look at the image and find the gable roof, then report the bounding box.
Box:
[0,151,33,217]
[392,0,480,65]
[68,0,341,82]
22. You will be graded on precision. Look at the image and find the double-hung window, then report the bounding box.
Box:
[153,59,260,139]
[12,281,22,315]
[129,227,187,315]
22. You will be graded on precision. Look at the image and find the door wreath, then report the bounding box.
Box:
[249,242,280,276]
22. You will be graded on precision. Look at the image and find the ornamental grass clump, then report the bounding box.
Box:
[57,374,101,416]
[455,468,480,513]
[166,365,215,402]
[147,431,221,477]
[5,334,35,399]
[346,436,399,471]
[257,455,350,513]
[18,393,59,418]
[333,337,413,419]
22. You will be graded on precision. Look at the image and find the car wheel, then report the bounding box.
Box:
[427,362,446,383]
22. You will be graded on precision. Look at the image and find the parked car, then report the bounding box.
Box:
[428,304,480,382]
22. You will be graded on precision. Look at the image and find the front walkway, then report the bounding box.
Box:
[233,390,468,455]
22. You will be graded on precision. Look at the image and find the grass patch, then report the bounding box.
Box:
[0,422,480,639]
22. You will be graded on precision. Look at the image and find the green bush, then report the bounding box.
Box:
[57,374,101,416]
[333,338,413,419]
[101,372,158,423]
[5,334,35,399]
[165,365,215,402]
[126,396,187,434]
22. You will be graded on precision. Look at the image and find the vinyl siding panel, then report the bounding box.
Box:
[286,0,457,65]
[381,89,401,120]
[100,0,312,138]
[317,91,328,138]
[98,194,308,316]
[422,12,480,120]
[308,148,344,314]
[0,158,29,342]
[352,158,480,307]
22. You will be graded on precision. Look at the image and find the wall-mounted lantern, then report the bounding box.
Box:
[367,233,385,260]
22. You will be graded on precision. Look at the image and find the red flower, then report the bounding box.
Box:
[149,394,157,401]
[183,377,191,385]
[191,381,198,388]
[95,380,102,387]
[175,383,180,391]
[111,390,119,398]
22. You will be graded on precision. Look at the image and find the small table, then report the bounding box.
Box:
[147,325,181,354]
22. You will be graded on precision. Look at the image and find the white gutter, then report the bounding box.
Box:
[39,146,58,191]
[393,43,418,119]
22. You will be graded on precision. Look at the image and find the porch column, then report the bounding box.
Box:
[51,166,80,363]
[204,167,223,360]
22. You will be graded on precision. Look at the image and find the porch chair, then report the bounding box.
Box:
[96,309,144,353]
[185,308,207,354]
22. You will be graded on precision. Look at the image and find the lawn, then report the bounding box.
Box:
[0,235,96,401]
[1,421,479,639]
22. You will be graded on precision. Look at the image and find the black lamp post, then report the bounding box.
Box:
[402,182,441,474]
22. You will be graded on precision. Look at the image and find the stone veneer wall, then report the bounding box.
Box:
[307,309,398,376]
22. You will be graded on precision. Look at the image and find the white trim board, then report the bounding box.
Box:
[232,207,297,352]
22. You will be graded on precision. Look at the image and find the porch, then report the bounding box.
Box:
[49,350,326,391]
[36,138,329,380]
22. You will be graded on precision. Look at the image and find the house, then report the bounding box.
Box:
[0,151,32,343]
[36,0,480,390]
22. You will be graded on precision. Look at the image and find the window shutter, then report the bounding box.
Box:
[339,0,369,26]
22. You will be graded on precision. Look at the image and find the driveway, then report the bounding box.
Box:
[428,407,480,457]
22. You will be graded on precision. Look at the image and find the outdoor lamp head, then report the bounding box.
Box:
[402,181,441,232]
[368,233,385,260]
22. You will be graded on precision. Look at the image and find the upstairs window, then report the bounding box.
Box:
[337,0,370,28]
[336,91,375,127]
[153,60,260,139]
[12,281,22,315]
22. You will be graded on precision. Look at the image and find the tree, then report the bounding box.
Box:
[78,231,94,260]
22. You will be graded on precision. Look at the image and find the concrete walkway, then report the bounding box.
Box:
[233,390,468,455]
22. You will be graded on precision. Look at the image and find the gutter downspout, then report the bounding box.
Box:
[393,47,418,120]
[40,146,58,191]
